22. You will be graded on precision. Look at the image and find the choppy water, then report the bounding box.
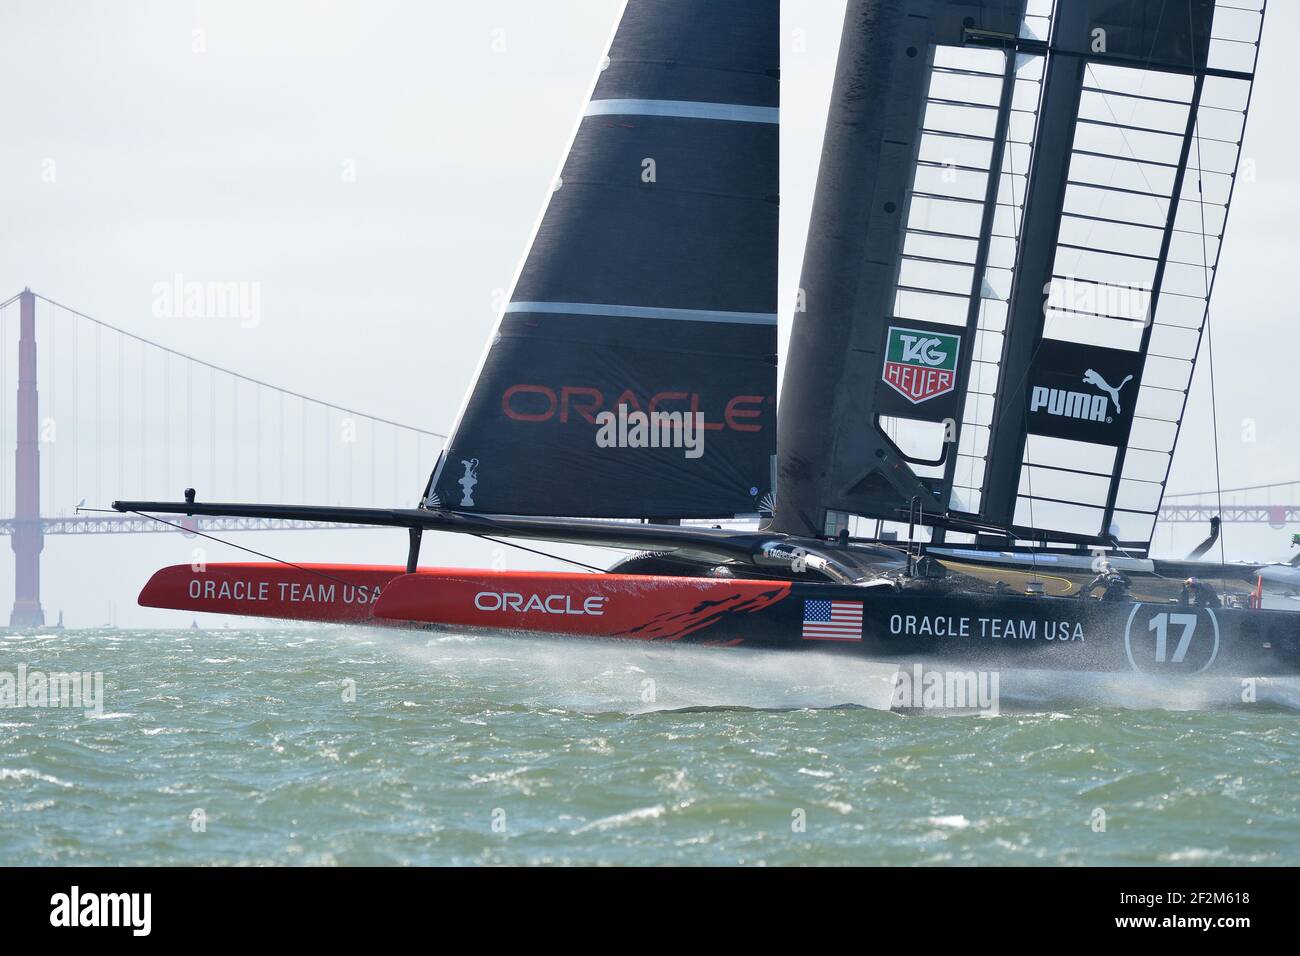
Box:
[2,626,1298,865]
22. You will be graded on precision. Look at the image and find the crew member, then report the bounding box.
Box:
[1179,576,1221,608]
[1081,560,1131,602]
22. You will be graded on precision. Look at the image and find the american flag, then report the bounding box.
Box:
[801,599,863,641]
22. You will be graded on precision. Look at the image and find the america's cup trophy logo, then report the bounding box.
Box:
[458,458,479,507]
[881,326,961,404]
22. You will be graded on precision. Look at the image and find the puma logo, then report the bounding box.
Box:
[1082,369,1133,414]
[1030,368,1136,424]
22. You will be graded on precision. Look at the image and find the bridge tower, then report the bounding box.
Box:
[10,289,44,627]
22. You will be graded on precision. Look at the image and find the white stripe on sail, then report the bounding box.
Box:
[506,301,778,326]
[586,98,779,124]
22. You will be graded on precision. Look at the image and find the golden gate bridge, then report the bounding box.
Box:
[3,287,1298,627]
[1159,484,1300,527]
[0,289,444,626]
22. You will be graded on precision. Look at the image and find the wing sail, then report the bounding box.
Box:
[775,0,1264,556]
[980,0,1265,552]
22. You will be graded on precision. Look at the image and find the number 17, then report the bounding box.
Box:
[1149,613,1197,663]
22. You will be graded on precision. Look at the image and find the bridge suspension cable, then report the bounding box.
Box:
[0,290,447,525]
[32,293,447,436]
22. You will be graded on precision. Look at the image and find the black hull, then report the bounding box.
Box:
[665,586,1298,677]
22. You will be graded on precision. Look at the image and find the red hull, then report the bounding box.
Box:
[139,563,407,623]
[137,563,791,639]
[375,569,788,639]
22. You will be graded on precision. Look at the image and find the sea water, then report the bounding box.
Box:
[1,627,1297,865]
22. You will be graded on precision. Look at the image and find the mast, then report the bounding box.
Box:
[775,0,1024,537]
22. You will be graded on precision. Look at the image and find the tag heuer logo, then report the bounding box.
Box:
[882,326,961,404]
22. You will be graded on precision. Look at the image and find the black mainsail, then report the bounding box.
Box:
[425,0,779,519]
[775,0,1263,556]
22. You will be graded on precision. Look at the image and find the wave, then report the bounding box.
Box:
[349,628,1300,714]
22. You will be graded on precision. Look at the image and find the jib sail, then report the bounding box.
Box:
[425,0,779,519]
[776,0,1262,556]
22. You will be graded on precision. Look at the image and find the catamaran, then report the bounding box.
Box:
[115,0,1300,677]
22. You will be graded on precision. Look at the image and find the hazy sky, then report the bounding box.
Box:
[1,1,1298,626]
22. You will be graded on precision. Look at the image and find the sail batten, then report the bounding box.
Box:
[585,99,779,124]
[504,302,778,326]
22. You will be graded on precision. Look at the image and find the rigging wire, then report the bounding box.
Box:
[467,533,606,573]
[78,509,610,576]
[82,508,365,590]
[1190,63,1230,591]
